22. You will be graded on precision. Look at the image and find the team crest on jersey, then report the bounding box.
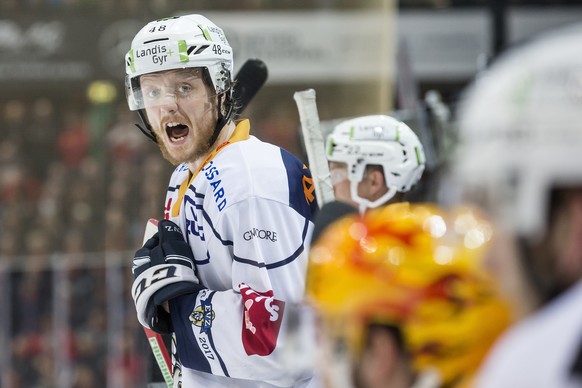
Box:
[189,300,215,333]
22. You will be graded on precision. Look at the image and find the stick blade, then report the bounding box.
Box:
[143,218,159,245]
[140,218,173,386]
[294,89,335,207]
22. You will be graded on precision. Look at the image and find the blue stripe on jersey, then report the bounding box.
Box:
[184,191,206,243]
[168,163,190,193]
[169,292,212,374]
[202,208,234,248]
[204,292,230,376]
[195,250,210,265]
[280,148,316,221]
[189,185,205,199]
[200,203,310,270]
[167,183,181,193]
[233,217,310,270]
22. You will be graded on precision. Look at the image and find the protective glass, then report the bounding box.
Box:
[125,68,218,111]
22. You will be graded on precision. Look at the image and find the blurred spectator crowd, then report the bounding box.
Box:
[0,96,175,387]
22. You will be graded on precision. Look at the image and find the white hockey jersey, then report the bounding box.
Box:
[163,120,318,387]
[474,279,582,388]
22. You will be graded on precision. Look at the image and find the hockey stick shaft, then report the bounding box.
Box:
[293,89,335,208]
[141,219,174,387]
[144,328,173,387]
[233,58,268,115]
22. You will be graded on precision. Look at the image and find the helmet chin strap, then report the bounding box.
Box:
[368,187,397,209]
[350,179,397,214]
[136,110,157,143]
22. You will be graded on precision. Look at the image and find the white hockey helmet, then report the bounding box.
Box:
[125,14,233,111]
[453,23,582,241]
[326,114,426,209]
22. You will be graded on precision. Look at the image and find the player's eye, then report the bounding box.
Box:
[144,87,161,99]
[177,83,192,95]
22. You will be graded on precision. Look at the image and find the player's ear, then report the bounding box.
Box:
[542,189,582,291]
[563,192,582,275]
[369,168,386,193]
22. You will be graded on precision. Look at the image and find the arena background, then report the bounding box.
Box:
[1,1,581,387]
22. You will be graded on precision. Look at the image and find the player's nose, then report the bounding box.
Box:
[159,92,179,113]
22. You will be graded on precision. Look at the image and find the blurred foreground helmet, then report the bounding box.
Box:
[453,23,582,241]
[326,115,426,209]
[125,14,233,112]
[306,203,511,386]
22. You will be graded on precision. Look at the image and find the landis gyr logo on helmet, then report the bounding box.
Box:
[135,44,170,66]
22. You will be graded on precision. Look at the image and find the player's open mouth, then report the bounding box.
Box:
[166,122,190,143]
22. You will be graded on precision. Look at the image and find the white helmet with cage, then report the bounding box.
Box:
[125,14,233,111]
[326,114,426,209]
[453,23,582,241]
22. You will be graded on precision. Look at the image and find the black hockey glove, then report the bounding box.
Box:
[131,219,203,334]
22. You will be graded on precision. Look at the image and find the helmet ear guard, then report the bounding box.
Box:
[125,76,142,112]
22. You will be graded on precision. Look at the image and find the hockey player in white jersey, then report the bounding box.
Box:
[452,22,582,388]
[125,14,317,387]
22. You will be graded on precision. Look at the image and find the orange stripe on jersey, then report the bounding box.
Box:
[171,120,251,217]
